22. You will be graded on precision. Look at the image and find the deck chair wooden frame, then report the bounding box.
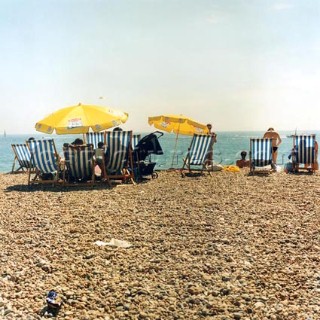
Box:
[132,134,141,150]
[131,134,142,176]
[103,130,135,184]
[180,134,215,177]
[292,134,316,173]
[62,144,96,186]
[11,143,34,173]
[249,138,273,175]
[27,139,61,185]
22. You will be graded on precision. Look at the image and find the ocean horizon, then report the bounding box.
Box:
[1,130,319,174]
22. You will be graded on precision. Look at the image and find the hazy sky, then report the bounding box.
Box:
[1,0,319,134]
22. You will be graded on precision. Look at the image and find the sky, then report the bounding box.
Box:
[1,0,320,134]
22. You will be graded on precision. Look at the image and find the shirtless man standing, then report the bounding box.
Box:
[206,123,217,166]
[263,127,282,164]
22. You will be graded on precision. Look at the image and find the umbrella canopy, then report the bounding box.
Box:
[35,103,128,134]
[148,114,209,135]
[148,114,209,167]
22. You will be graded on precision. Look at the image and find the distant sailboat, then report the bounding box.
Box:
[3,130,6,138]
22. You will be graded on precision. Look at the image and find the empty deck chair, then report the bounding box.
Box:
[249,138,273,174]
[11,144,33,173]
[292,134,316,173]
[63,144,96,186]
[27,139,61,185]
[104,130,134,183]
[85,132,105,149]
[180,134,215,176]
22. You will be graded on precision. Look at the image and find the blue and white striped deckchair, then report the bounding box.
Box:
[132,134,141,149]
[292,134,316,173]
[85,132,105,149]
[249,138,273,174]
[11,144,33,173]
[180,134,214,176]
[27,139,60,185]
[104,130,134,183]
[63,144,95,186]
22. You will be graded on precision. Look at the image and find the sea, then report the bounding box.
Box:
[1,130,319,173]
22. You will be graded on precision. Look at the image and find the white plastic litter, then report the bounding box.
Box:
[206,163,223,171]
[95,241,108,246]
[94,238,132,248]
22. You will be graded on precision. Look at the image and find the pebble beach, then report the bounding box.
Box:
[0,170,319,320]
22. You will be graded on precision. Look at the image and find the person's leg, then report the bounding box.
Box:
[273,150,278,163]
[315,150,319,170]
[272,147,278,164]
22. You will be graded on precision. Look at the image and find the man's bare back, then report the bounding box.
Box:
[263,128,282,147]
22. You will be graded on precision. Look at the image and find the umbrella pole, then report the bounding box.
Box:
[171,132,179,167]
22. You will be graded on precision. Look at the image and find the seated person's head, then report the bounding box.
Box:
[73,138,84,145]
[98,142,104,148]
[240,151,247,160]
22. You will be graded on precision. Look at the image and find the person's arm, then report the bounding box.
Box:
[277,134,282,146]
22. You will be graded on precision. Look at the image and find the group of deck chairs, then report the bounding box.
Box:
[181,134,317,175]
[250,134,317,174]
[181,134,318,175]
[11,132,318,184]
[11,131,143,186]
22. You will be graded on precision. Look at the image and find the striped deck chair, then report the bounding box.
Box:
[104,130,135,183]
[27,139,61,185]
[180,134,215,176]
[11,144,34,173]
[249,138,273,174]
[63,144,95,186]
[132,134,141,149]
[85,132,105,149]
[292,134,316,173]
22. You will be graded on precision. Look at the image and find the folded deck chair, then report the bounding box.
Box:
[104,130,135,183]
[63,144,95,186]
[249,138,273,174]
[85,132,105,149]
[292,134,316,173]
[11,144,34,173]
[180,134,215,176]
[27,139,61,185]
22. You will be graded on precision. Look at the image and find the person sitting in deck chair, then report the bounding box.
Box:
[95,141,105,172]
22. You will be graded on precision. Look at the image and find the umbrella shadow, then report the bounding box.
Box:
[183,172,205,178]
[5,183,115,193]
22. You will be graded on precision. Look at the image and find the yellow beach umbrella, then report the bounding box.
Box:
[148,114,209,136]
[148,114,209,166]
[35,103,128,134]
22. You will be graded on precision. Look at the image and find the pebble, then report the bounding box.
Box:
[0,171,319,319]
